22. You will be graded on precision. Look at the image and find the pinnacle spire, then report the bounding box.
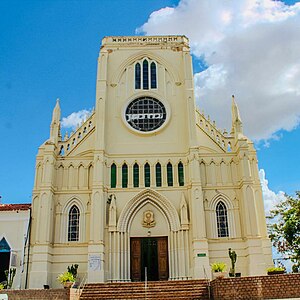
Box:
[52,98,61,125]
[50,98,61,144]
[231,95,243,137]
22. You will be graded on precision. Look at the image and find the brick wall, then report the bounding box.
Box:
[0,288,70,300]
[211,273,300,300]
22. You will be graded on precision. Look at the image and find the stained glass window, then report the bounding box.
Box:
[216,201,229,237]
[135,63,141,89]
[111,163,117,188]
[133,163,139,188]
[150,62,157,89]
[178,162,184,186]
[144,163,151,187]
[156,163,162,187]
[122,163,128,188]
[167,162,173,186]
[143,59,149,90]
[68,205,80,241]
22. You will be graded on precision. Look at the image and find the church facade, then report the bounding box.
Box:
[28,35,272,288]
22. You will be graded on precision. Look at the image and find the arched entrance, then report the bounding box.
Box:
[108,189,190,282]
[0,237,11,283]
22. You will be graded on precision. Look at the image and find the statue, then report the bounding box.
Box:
[228,248,237,277]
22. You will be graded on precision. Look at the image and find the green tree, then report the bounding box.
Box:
[268,191,300,272]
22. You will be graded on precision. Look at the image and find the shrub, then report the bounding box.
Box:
[267,267,285,272]
[211,262,227,272]
[57,271,75,284]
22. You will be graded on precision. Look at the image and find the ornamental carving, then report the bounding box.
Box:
[142,210,156,228]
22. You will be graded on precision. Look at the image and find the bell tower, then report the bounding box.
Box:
[95,36,198,155]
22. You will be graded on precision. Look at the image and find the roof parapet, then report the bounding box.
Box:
[101,35,189,48]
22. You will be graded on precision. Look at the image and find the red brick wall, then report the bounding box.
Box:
[0,288,69,300]
[211,273,300,300]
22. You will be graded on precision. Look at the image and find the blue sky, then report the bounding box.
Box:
[0,0,299,205]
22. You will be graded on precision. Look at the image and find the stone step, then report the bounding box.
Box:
[80,280,210,300]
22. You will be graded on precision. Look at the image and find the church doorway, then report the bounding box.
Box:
[130,236,169,281]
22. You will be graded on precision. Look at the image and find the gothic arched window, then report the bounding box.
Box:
[156,163,162,187]
[216,201,229,237]
[135,59,158,90]
[167,162,173,186]
[135,63,141,89]
[150,62,157,89]
[178,162,184,186]
[144,163,150,187]
[122,163,128,188]
[143,60,149,90]
[133,163,139,188]
[68,205,80,241]
[111,163,117,188]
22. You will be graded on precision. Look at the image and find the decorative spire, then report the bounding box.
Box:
[51,98,61,125]
[231,95,243,137]
[50,98,61,145]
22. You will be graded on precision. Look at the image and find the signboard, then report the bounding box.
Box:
[89,254,101,271]
[197,253,207,257]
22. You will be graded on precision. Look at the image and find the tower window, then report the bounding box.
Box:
[156,163,162,187]
[68,205,80,241]
[143,60,149,90]
[133,163,139,188]
[216,201,229,237]
[135,59,158,90]
[122,163,128,188]
[150,62,157,89]
[167,162,173,186]
[178,162,184,186]
[111,163,117,188]
[135,63,141,89]
[144,163,150,187]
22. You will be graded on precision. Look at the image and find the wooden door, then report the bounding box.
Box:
[130,236,169,281]
[158,237,169,280]
[130,238,141,281]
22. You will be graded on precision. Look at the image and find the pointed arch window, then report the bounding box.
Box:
[111,163,117,188]
[150,62,157,89]
[122,163,128,188]
[135,63,141,89]
[143,60,149,90]
[178,162,184,186]
[144,163,150,187]
[167,162,173,186]
[135,59,158,90]
[68,205,80,241]
[133,163,139,188]
[216,201,229,237]
[155,163,162,187]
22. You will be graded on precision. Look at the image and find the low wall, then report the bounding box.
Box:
[0,288,70,300]
[211,273,300,300]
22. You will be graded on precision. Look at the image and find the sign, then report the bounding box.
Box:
[197,253,206,257]
[89,254,101,271]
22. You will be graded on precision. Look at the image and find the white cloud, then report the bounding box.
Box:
[259,169,286,215]
[61,109,91,130]
[139,0,300,141]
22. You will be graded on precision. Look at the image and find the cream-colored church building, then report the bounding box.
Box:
[28,35,272,288]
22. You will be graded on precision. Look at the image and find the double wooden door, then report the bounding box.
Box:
[130,236,169,281]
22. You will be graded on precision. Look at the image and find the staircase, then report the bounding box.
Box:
[79,280,210,300]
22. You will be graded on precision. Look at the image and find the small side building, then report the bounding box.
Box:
[0,203,31,289]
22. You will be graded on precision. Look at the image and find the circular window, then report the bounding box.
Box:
[125,97,167,132]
